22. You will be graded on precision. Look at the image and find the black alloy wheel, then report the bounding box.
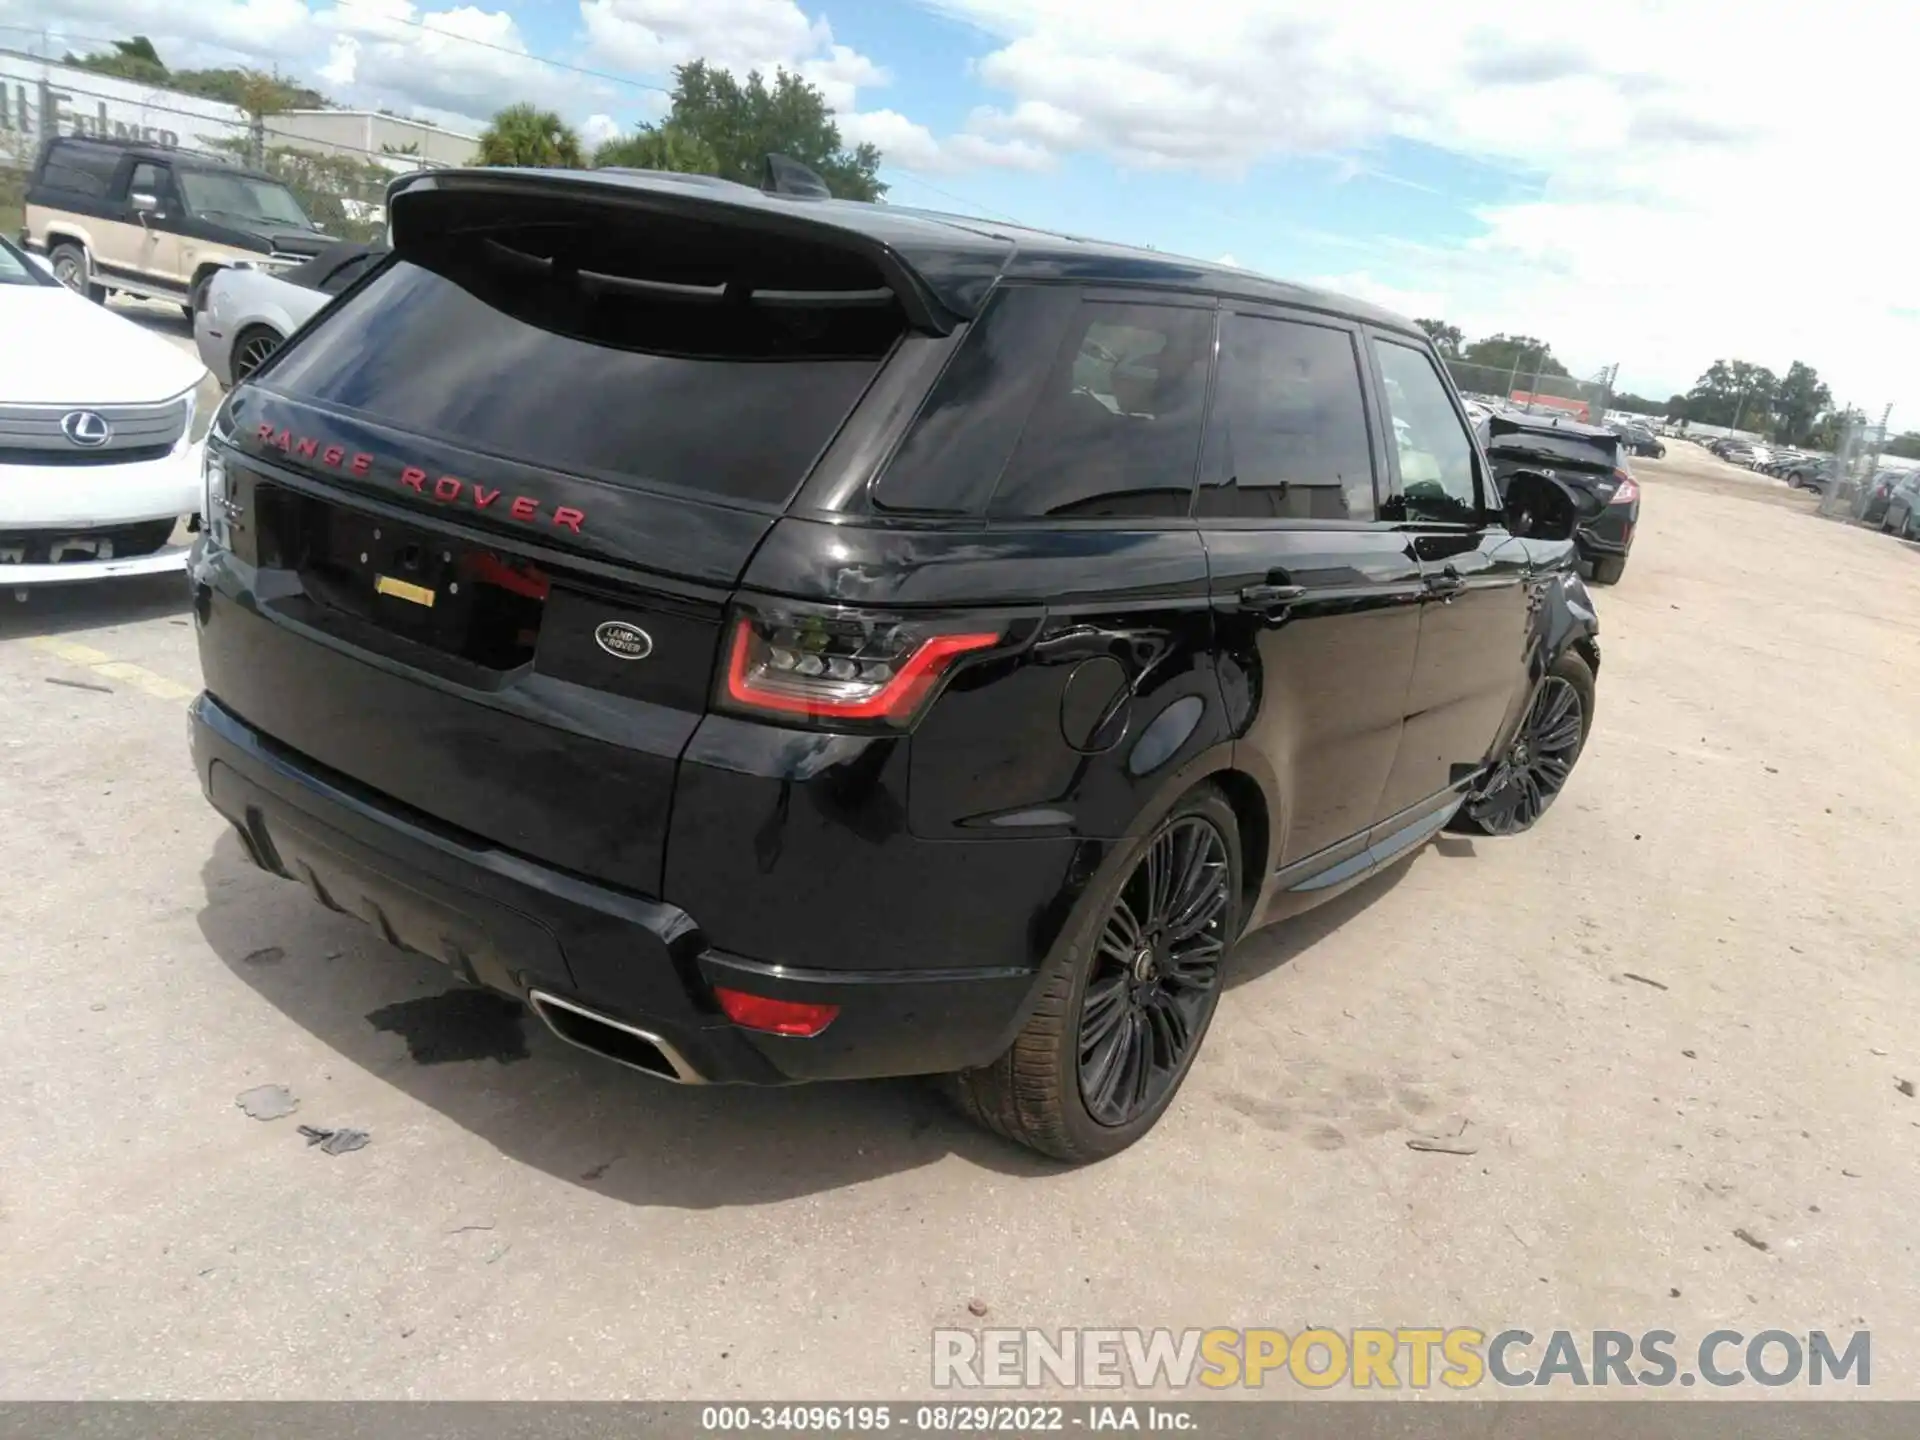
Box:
[232,328,282,383]
[1464,660,1591,836]
[1076,815,1230,1128]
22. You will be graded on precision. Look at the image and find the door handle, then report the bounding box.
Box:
[1425,566,1467,600]
[1239,582,1307,607]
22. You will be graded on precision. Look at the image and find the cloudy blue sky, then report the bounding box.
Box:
[4,0,1914,420]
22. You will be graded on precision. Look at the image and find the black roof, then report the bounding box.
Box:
[41,133,272,179]
[386,166,1424,338]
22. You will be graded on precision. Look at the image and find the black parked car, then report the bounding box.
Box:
[188,167,1599,1161]
[1609,421,1665,459]
[1781,458,1828,490]
[1480,413,1639,585]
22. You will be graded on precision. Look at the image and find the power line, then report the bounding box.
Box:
[329,0,671,99]
[5,29,1027,225]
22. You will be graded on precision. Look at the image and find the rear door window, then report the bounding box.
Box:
[1197,312,1376,521]
[40,142,118,199]
[874,289,1212,520]
[988,300,1213,519]
[262,203,903,510]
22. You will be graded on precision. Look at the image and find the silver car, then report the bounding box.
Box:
[192,241,385,387]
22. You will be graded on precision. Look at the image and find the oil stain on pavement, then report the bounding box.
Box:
[367,989,529,1065]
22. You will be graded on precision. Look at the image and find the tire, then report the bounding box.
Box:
[945,784,1242,1162]
[1456,650,1596,837]
[49,242,105,303]
[230,325,284,384]
[1589,555,1627,585]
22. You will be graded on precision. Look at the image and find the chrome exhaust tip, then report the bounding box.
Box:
[527,991,705,1085]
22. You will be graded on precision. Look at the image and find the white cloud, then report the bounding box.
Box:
[836,109,944,170]
[578,0,886,109]
[579,112,623,150]
[919,0,1920,418]
[0,0,621,130]
[836,110,1047,175]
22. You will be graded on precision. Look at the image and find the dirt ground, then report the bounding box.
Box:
[2,423,1917,1399]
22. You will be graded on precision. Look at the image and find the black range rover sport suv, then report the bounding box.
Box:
[189,167,1600,1161]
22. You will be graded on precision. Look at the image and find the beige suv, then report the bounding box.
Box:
[23,136,330,314]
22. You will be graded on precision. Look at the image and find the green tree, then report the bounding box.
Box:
[648,60,884,200]
[1664,394,1690,422]
[1885,432,1920,461]
[1459,333,1571,381]
[173,68,327,112]
[1610,392,1666,416]
[1772,360,1833,448]
[1415,318,1464,358]
[1686,359,1780,431]
[68,41,328,112]
[64,35,168,85]
[475,104,585,168]
[592,123,720,175]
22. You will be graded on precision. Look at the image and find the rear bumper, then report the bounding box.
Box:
[1576,505,1635,558]
[190,692,1039,1085]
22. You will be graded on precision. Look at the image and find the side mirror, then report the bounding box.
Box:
[131,191,160,217]
[1501,468,1580,542]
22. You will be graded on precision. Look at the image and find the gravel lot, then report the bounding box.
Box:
[4,334,1918,1398]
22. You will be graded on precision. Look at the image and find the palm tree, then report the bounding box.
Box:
[591,123,719,176]
[476,104,585,168]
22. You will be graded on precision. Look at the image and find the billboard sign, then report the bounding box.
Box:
[0,52,247,160]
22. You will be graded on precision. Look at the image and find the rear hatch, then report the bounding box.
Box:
[1483,416,1626,521]
[203,175,925,895]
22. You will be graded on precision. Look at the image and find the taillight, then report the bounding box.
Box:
[1609,471,1639,505]
[721,604,1001,729]
[714,987,839,1037]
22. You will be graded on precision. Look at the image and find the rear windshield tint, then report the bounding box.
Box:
[263,211,901,509]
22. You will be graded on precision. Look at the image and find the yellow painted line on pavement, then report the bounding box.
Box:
[28,636,197,702]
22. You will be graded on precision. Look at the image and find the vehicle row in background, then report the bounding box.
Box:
[1880,474,1920,539]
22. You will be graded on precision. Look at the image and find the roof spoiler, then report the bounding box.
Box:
[385,168,964,336]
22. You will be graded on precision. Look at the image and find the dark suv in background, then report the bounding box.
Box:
[1481,412,1640,585]
[189,167,1599,1160]
[23,136,329,313]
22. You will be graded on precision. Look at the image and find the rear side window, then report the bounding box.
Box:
[1198,312,1375,521]
[874,289,1211,521]
[989,300,1212,519]
[39,142,117,199]
[262,197,902,509]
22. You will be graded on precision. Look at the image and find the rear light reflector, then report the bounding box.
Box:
[714,987,840,1037]
[1609,471,1640,505]
[722,608,999,727]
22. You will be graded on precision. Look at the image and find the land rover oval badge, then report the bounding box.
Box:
[594,621,654,660]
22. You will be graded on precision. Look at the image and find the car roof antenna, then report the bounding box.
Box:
[761,153,833,200]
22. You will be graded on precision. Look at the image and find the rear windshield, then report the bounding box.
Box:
[262,201,901,509]
[1482,422,1619,473]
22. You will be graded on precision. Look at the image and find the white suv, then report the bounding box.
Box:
[0,237,208,588]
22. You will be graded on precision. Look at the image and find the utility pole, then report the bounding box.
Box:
[1505,347,1533,409]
